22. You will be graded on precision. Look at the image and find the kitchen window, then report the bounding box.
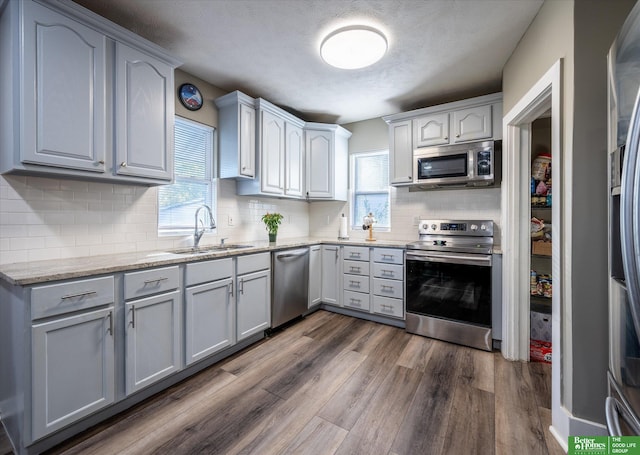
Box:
[351,150,390,229]
[158,117,216,235]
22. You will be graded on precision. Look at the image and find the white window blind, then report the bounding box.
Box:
[351,151,390,229]
[158,117,215,233]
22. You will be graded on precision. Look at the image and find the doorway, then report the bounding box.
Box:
[501,59,565,447]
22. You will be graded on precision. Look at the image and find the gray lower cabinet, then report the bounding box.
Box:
[184,258,235,365]
[321,245,341,306]
[308,245,322,308]
[31,306,115,441]
[237,253,271,341]
[28,275,116,441]
[124,266,182,395]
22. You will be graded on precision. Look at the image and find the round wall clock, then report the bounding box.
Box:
[178,83,203,111]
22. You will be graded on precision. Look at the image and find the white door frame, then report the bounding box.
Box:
[502,59,567,447]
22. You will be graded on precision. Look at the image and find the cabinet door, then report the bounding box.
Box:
[309,245,322,308]
[185,278,234,365]
[260,110,285,195]
[239,103,256,178]
[237,269,271,340]
[452,105,492,143]
[321,245,341,305]
[22,1,107,172]
[31,307,115,440]
[285,122,304,197]
[306,130,333,199]
[125,290,181,394]
[115,42,174,181]
[413,113,450,147]
[389,120,413,184]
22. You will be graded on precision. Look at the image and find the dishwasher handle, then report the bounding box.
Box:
[275,249,309,260]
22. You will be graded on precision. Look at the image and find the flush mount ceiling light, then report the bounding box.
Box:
[320,26,388,70]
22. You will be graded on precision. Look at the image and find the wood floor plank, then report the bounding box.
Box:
[225,349,367,455]
[317,325,412,430]
[390,341,461,455]
[441,383,495,455]
[396,334,436,372]
[261,317,373,399]
[333,365,423,455]
[280,416,348,455]
[494,356,548,455]
[47,367,238,455]
[456,345,495,393]
[528,361,552,409]
[538,407,566,455]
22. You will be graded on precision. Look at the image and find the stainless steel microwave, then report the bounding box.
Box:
[413,140,500,188]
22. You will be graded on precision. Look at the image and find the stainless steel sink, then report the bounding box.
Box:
[168,244,254,255]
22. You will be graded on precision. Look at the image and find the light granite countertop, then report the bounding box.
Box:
[0,237,411,286]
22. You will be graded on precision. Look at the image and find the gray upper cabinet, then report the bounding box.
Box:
[304,123,351,201]
[215,90,256,179]
[383,93,503,187]
[0,0,181,184]
[114,42,174,181]
[285,122,305,198]
[260,109,286,195]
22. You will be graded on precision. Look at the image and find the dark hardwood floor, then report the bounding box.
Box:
[1,310,564,455]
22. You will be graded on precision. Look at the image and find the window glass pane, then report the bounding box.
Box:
[355,153,389,191]
[158,117,215,233]
[354,193,390,228]
[158,179,212,229]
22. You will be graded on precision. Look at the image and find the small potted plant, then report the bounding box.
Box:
[261,212,284,243]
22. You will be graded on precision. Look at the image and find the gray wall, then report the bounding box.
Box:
[503,0,635,423]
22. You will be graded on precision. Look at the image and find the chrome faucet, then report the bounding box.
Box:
[194,205,216,248]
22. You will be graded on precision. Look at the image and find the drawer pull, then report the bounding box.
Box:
[349,280,360,287]
[60,290,97,300]
[381,285,393,290]
[350,266,361,272]
[229,281,234,297]
[143,277,168,285]
[380,303,394,311]
[351,252,361,257]
[381,269,393,276]
[107,311,113,336]
[382,254,394,259]
[350,298,361,305]
[130,305,136,328]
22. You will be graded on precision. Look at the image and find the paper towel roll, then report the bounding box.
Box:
[339,215,349,239]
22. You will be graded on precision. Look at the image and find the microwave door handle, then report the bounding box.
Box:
[621,85,640,338]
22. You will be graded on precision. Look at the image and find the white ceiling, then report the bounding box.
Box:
[73,0,544,124]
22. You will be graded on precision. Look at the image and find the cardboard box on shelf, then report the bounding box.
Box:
[532,240,552,256]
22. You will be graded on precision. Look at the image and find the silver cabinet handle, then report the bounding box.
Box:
[381,269,393,276]
[349,280,360,287]
[120,162,127,167]
[350,298,361,305]
[61,290,97,300]
[349,266,361,272]
[143,277,168,285]
[239,279,244,295]
[229,281,234,297]
[381,285,393,290]
[382,254,393,259]
[107,311,113,335]
[130,305,136,328]
[381,303,394,310]
[98,160,105,165]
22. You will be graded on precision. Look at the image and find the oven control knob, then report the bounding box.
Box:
[470,224,478,231]
[431,224,437,231]
[480,224,487,231]
[422,223,428,230]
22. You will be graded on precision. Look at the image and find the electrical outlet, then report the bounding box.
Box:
[228,215,234,226]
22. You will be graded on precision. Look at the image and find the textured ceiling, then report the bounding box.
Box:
[73,0,543,124]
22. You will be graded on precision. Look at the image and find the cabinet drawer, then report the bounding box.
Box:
[372,295,404,319]
[31,276,115,320]
[372,278,404,299]
[372,248,404,265]
[343,274,370,293]
[343,290,370,311]
[343,260,369,276]
[185,258,233,287]
[343,246,369,261]
[372,263,404,281]
[124,266,179,300]
[237,252,270,275]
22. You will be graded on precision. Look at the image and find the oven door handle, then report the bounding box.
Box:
[406,251,492,266]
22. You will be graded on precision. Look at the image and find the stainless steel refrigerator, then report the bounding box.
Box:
[607,0,640,436]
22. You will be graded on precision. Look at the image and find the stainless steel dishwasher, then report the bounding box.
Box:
[272,248,309,329]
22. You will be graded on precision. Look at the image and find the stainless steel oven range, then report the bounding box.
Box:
[405,219,494,351]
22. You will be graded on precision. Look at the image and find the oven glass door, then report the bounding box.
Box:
[406,256,491,326]
[416,153,468,180]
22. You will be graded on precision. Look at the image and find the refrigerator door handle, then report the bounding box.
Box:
[606,397,624,436]
[621,85,640,337]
